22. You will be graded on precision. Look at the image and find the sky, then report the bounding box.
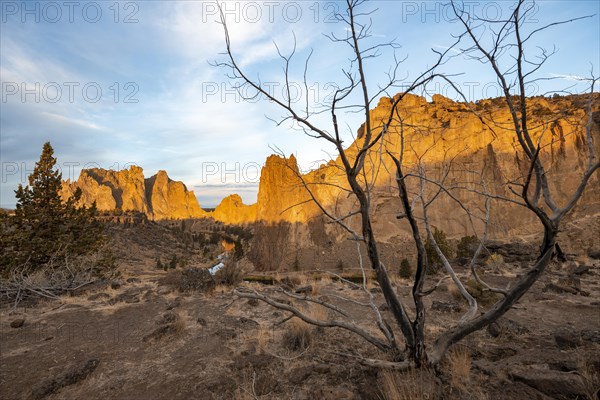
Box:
[1,0,598,208]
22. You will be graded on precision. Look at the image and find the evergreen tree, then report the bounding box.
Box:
[169,255,178,269]
[1,142,105,273]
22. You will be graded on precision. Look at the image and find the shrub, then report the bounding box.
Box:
[282,319,311,351]
[169,255,178,270]
[456,235,479,259]
[484,253,505,272]
[425,228,454,274]
[214,261,243,286]
[399,258,412,279]
[1,142,107,280]
[465,279,501,307]
[179,268,214,292]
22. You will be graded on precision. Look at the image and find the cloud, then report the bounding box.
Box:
[40,112,103,131]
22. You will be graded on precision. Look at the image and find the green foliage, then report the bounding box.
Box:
[425,227,454,274]
[484,253,505,272]
[465,279,501,307]
[0,142,106,276]
[456,235,479,259]
[399,258,412,279]
[169,255,178,270]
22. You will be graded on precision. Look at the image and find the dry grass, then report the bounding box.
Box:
[576,350,600,400]
[254,324,272,354]
[282,319,312,351]
[378,368,439,400]
[446,346,471,393]
[172,311,187,335]
[318,274,333,286]
[280,304,327,352]
[447,281,462,300]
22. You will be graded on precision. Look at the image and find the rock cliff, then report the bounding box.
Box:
[212,194,257,224]
[245,93,600,237]
[61,166,207,220]
[61,94,599,251]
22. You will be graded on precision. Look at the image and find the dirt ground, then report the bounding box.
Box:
[1,228,599,399]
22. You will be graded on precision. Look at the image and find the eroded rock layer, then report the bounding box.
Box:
[61,167,207,220]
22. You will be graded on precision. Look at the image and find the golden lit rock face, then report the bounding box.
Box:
[61,94,599,243]
[213,194,257,224]
[61,166,206,220]
[221,239,235,252]
[146,170,206,220]
[238,93,600,240]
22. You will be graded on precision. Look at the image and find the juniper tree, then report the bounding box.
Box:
[1,142,105,274]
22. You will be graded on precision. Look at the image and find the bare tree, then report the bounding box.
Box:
[215,0,598,368]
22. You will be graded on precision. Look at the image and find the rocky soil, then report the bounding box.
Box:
[1,237,599,399]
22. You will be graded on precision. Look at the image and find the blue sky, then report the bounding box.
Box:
[1,0,598,208]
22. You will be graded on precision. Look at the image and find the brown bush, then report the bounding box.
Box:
[214,261,243,286]
[282,319,311,351]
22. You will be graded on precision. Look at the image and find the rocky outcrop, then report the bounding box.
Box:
[60,94,599,256]
[145,170,206,220]
[212,194,257,225]
[246,93,600,268]
[61,166,207,220]
[244,93,600,239]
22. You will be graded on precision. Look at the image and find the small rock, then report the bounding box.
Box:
[487,322,502,338]
[543,282,578,295]
[485,345,518,361]
[110,281,122,290]
[488,318,529,338]
[548,360,578,372]
[510,368,587,399]
[588,249,600,259]
[557,276,580,290]
[124,296,140,304]
[10,318,25,328]
[554,331,582,349]
[573,265,591,275]
[313,364,330,374]
[289,366,313,385]
[159,312,178,325]
[143,325,176,343]
[295,285,313,295]
[31,358,99,399]
[239,317,258,326]
[581,329,600,344]
[431,300,462,312]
